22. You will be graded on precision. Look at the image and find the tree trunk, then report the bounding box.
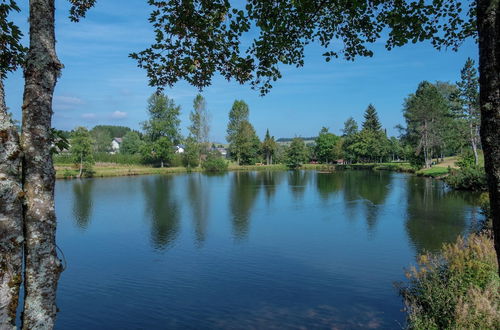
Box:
[477,0,500,273]
[470,121,479,165]
[21,0,63,328]
[0,80,24,329]
[78,154,83,178]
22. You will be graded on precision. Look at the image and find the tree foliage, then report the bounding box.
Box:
[0,0,26,79]
[261,129,277,165]
[230,120,260,165]
[315,127,340,164]
[70,126,94,177]
[403,81,449,168]
[286,137,308,169]
[141,93,181,166]
[120,131,143,154]
[189,94,210,150]
[132,0,475,95]
[457,58,481,164]
[227,100,258,164]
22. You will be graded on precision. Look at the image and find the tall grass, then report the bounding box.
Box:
[398,234,499,329]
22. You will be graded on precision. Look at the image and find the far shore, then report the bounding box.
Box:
[55,158,458,180]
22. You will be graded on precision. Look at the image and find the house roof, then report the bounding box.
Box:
[113,137,123,143]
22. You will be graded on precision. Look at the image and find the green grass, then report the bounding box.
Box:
[416,166,450,178]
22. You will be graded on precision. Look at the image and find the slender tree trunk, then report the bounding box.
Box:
[0,80,24,329]
[78,154,83,178]
[470,121,479,165]
[477,0,500,273]
[21,0,63,328]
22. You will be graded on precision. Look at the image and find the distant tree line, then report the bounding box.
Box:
[61,58,482,175]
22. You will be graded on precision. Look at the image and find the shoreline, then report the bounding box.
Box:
[55,162,451,180]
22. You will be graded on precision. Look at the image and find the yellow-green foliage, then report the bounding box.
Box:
[400,234,499,329]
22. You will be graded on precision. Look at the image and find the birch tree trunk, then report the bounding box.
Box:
[477,0,500,272]
[21,0,63,328]
[470,121,479,165]
[0,80,23,329]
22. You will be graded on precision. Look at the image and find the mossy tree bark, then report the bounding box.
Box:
[477,0,500,271]
[20,0,63,328]
[0,80,23,329]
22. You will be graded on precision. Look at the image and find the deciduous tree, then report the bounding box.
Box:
[70,127,94,178]
[141,93,181,167]
[286,137,308,169]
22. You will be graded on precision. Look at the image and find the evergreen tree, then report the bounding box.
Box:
[457,58,481,165]
[362,104,382,132]
[261,129,277,165]
[403,81,449,168]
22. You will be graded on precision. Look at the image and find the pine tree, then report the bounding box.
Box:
[261,129,277,165]
[457,58,481,165]
[362,104,382,132]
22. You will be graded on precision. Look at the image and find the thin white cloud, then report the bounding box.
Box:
[54,95,84,111]
[111,110,127,119]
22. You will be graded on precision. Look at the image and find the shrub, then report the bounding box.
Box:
[93,152,143,165]
[456,149,476,169]
[202,152,228,172]
[398,234,499,329]
[445,166,487,191]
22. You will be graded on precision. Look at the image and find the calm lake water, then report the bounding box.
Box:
[54,170,482,329]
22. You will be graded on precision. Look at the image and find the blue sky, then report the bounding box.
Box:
[5,0,478,142]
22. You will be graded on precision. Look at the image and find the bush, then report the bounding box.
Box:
[170,153,183,167]
[398,234,499,329]
[445,166,487,191]
[202,152,228,172]
[93,152,143,165]
[456,149,476,169]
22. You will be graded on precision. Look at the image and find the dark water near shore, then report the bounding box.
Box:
[54,170,482,329]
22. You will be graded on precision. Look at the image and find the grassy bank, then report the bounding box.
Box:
[55,157,459,179]
[55,163,288,179]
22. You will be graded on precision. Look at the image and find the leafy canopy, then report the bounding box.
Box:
[132,0,476,95]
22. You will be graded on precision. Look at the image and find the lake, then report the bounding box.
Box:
[53,170,482,329]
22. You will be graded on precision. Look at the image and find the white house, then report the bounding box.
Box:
[111,137,123,153]
[174,144,185,154]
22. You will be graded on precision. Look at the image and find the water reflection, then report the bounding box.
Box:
[405,176,472,253]
[72,179,94,229]
[229,172,260,240]
[257,170,284,203]
[288,170,310,200]
[58,170,485,329]
[316,172,343,201]
[187,174,210,247]
[142,176,180,250]
[342,171,392,232]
